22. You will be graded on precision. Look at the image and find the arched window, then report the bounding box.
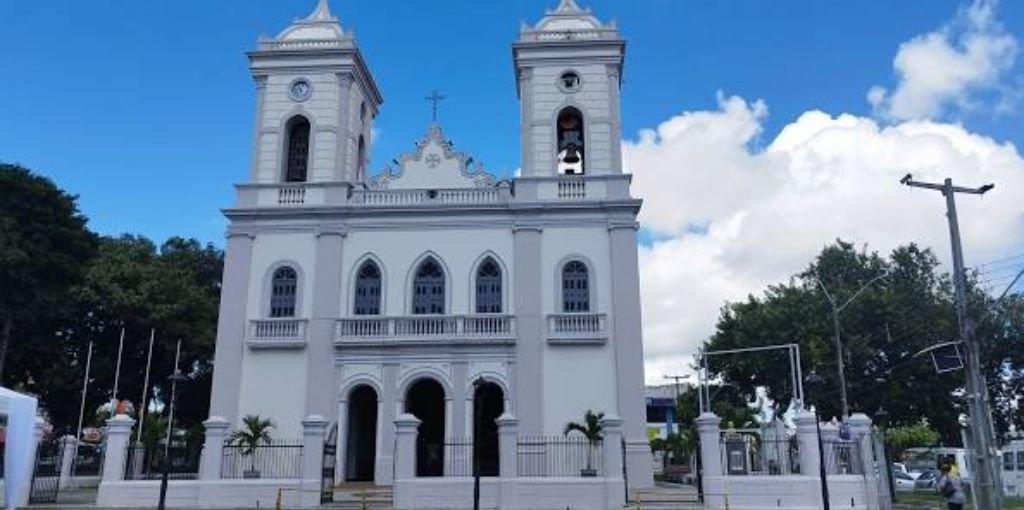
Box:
[357,135,366,180]
[354,261,382,315]
[561,261,589,313]
[284,116,310,182]
[556,107,584,175]
[475,258,502,314]
[270,266,298,317]
[412,258,445,315]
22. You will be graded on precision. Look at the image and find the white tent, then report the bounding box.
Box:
[0,387,38,510]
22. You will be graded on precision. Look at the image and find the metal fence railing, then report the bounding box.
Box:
[720,430,800,476]
[124,444,203,480]
[73,443,103,476]
[442,438,473,477]
[823,439,863,475]
[517,436,603,477]
[221,440,303,479]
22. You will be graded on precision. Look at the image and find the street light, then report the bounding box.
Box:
[471,377,484,510]
[815,270,888,419]
[875,407,896,504]
[157,368,189,510]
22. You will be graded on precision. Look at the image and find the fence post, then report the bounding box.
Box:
[300,415,329,508]
[19,417,47,507]
[496,413,518,510]
[795,411,821,477]
[58,435,78,489]
[601,414,626,504]
[696,413,722,477]
[848,413,879,509]
[393,413,421,510]
[101,414,135,482]
[199,416,230,480]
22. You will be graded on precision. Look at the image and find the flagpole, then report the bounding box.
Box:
[75,340,94,442]
[112,327,125,412]
[136,329,156,444]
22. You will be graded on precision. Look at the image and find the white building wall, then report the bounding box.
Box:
[245,233,318,321]
[237,350,307,439]
[339,228,515,317]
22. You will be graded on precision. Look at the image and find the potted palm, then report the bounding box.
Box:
[563,410,604,477]
[228,415,275,479]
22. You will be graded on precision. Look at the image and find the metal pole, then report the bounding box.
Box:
[816,414,831,510]
[832,312,848,418]
[158,340,182,510]
[902,174,999,509]
[112,327,125,410]
[75,340,94,443]
[136,329,156,445]
[472,378,482,510]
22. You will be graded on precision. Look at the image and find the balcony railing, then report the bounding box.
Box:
[247,319,308,349]
[546,313,608,345]
[351,187,510,206]
[335,315,515,345]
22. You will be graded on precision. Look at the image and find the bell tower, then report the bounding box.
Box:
[513,0,624,178]
[246,0,382,186]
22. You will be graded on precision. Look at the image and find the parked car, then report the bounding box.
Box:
[894,471,917,491]
[915,469,939,489]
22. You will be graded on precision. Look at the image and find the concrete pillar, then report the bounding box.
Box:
[497,413,519,510]
[101,414,136,482]
[301,415,329,480]
[20,417,47,508]
[306,228,345,418]
[601,414,626,505]
[696,413,722,477]
[795,411,821,478]
[393,413,421,510]
[199,416,230,480]
[208,231,255,424]
[848,413,879,508]
[58,435,77,489]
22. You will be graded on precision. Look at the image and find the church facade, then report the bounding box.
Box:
[206,0,653,490]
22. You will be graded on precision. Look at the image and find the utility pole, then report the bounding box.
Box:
[901,174,1000,510]
[663,374,689,434]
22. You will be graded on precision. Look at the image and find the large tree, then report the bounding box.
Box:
[0,163,96,383]
[703,240,1023,443]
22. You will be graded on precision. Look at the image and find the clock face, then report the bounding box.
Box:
[289,79,312,102]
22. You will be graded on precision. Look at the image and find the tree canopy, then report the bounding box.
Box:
[702,240,1024,443]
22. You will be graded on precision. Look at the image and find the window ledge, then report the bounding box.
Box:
[546,336,608,346]
[246,339,307,350]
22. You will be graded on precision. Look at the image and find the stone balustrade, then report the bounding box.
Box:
[335,315,515,345]
[247,319,308,349]
[546,313,608,344]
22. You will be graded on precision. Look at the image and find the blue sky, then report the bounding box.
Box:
[2,1,1021,245]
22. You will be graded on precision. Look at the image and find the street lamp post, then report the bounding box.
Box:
[806,371,831,510]
[875,407,896,504]
[815,271,888,419]
[158,341,187,510]
[472,377,484,510]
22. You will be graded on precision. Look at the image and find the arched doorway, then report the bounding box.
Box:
[473,382,504,476]
[405,378,446,477]
[345,385,378,481]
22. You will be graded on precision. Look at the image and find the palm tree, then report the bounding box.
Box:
[228,415,275,475]
[563,410,604,474]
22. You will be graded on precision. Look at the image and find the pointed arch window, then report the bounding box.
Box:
[285,116,310,182]
[561,261,590,313]
[475,258,502,314]
[357,135,366,180]
[412,258,445,315]
[354,261,382,316]
[556,107,584,175]
[270,266,298,317]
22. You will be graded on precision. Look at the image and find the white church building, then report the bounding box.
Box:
[202,0,653,503]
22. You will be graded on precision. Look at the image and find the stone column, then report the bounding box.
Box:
[101,415,135,482]
[512,222,544,434]
[608,220,655,489]
[393,414,421,510]
[199,416,230,480]
[496,413,519,510]
[248,75,268,182]
[208,230,256,424]
[696,413,722,478]
[378,362,400,485]
[601,415,626,505]
[795,411,822,478]
[848,413,879,505]
[335,73,353,181]
[305,227,346,418]
[20,417,47,508]
[58,435,77,489]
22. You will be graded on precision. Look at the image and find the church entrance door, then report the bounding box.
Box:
[406,378,446,477]
[473,382,504,476]
[345,385,378,482]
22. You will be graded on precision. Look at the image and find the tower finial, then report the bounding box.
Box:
[306,0,335,22]
[555,0,584,13]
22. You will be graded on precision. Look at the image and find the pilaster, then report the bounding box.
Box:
[100,415,135,482]
[58,435,77,489]
[794,411,822,479]
[305,226,346,419]
[378,362,400,484]
[696,413,723,478]
[607,221,653,488]
[199,416,230,480]
[512,221,544,434]
[335,74,354,181]
[209,230,256,425]
[248,75,268,182]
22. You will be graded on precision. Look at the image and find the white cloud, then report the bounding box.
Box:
[869,0,1018,120]
[629,95,1024,383]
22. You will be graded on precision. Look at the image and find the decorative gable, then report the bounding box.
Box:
[368,124,497,190]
